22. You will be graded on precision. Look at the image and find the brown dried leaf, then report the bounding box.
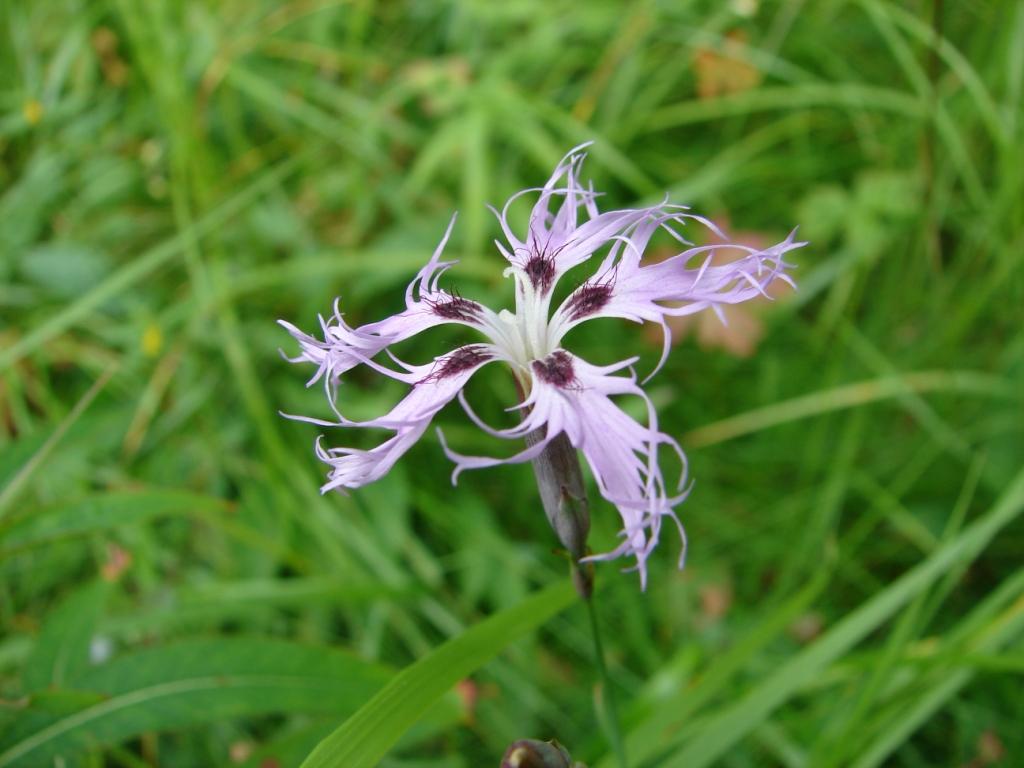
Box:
[788,612,824,644]
[699,582,733,622]
[100,543,132,583]
[693,30,762,100]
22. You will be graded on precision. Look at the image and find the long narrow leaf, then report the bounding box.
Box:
[300,580,576,768]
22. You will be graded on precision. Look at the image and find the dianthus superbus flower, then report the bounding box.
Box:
[281,144,804,588]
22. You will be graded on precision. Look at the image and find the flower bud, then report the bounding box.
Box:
[525,429,592,595]
[500,739,584,768]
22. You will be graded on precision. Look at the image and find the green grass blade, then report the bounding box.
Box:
[0,367,114,518]
[852,573,1024,768]
[878,1,1007,145]
[0,489,228,548]
[0,489,306,569]
[299,581,576,768]
[682,370,1016,449]
[600,573,828,768]
[644,83,922,133]
[0,154,303,370]
[661,464,1024,768]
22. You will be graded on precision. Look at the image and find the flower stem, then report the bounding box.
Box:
[582,584,628,768]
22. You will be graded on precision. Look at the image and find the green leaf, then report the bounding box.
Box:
[796,185,850,244]
[0,490,231,554]
[18,242,112,297]
[854,170,919,219]
[0,638,393,767]
[22,580,111,693]
[299,580,577,768]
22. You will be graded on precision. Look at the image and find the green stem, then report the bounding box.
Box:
[583,587,628,768]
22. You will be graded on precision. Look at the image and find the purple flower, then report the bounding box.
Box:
[281,144,805,587]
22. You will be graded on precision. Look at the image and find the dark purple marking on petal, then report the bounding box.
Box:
[423,345,492,383]
[524,254,557,294]
[426,292,482,321]
[566,281,613,320]
[532,350,577,389]
[520,236,572,295]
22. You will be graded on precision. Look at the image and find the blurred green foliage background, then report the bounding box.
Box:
[1,0,1023,766]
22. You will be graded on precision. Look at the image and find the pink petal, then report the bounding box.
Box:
[312,345,498,492]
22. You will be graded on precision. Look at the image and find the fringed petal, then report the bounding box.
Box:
[550,221,806,368]
[312,345,498,492]
[279,215,513,394]
[491,144,670,298]
[442,349,688,587]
